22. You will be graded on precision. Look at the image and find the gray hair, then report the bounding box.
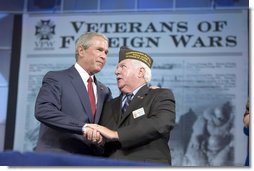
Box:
[131,59,152,82]
[75,32,108,60]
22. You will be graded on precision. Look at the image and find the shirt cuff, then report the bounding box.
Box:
[82,124,87,133]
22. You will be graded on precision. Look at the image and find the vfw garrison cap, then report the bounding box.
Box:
[118,46,153,68]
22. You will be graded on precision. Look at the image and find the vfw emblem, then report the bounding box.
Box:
[34,20,55,49]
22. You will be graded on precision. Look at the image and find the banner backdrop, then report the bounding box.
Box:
[13,10,248,166]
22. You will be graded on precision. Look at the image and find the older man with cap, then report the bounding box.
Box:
[85,46,176,165]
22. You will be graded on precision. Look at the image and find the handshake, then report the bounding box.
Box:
[82,124,119,144]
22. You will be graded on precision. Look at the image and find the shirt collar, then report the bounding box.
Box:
[132,83,146,96]
[75,63,94,82]
[122,83,146,100]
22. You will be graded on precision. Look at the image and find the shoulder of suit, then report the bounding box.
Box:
[96,80,107,87]
[46,66,72,75]
[45,69,68,78]
[148,88,175,100]
[96,80,111,90]
[149,87,172,93]
[44,67,73,81]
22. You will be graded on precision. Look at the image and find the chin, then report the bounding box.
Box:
[117,84,123,90]
[95,68,102,73]
[117,84,125,91]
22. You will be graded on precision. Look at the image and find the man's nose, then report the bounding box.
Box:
[101,53,107,59]
[115,67,120,75]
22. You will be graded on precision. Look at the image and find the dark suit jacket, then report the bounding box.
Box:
[34,65,111,155]
[99,85,175,164]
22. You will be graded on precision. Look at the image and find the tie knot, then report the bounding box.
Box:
[122,93,133,114]
[87,76,93,83]
[126,93,133,99]
[125,93,133,100]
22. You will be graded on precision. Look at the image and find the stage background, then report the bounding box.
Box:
[4,10,249,166]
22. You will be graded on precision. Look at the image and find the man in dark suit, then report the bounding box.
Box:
[85,46,176,164]
[34,32,112,155]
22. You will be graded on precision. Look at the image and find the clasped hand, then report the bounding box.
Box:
[83,124,119,144]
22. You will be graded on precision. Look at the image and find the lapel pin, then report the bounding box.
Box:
[137,96,144,99]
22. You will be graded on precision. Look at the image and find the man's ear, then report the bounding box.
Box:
[78,46,84,57]
[138,67,145,78]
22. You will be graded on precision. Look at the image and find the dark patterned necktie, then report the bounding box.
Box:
[122,93,133,113]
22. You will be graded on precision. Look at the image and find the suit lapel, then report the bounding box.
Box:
[67,66,94,122]
[118,85,149,126]
[94,77,108,123]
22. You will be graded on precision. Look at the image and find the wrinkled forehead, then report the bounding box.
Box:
[117,58,132,66]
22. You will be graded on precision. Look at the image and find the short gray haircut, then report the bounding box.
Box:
[131,59,152,82]
[75,32,108,60]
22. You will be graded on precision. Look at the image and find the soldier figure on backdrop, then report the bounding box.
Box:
[183,101,234,166]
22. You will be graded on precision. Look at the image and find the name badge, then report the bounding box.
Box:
[132,107,145,119]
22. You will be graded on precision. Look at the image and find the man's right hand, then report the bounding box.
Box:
[83,125,104,145]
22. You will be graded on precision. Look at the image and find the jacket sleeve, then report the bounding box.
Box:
[34,71,85,134]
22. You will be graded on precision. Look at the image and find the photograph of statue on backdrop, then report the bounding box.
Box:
[171,101,234,166]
